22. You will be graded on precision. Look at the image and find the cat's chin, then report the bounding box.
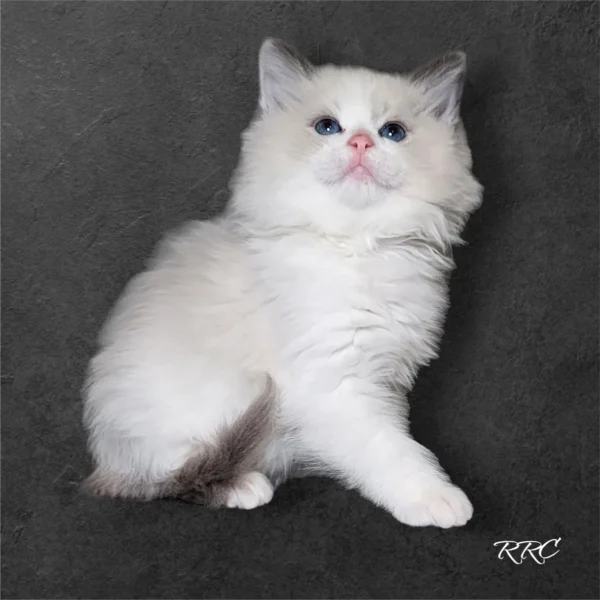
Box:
[334,183,390,210]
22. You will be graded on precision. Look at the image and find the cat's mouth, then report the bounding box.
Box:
[343,162,395,189]
[319,157,395,190]
[345,164,375,182]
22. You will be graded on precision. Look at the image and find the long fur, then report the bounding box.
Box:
[84,376,276,506]
[82,39,483,527]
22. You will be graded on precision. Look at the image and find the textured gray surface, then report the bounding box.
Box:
[2,1,598,598]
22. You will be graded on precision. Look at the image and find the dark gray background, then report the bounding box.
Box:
[2,1,598,598]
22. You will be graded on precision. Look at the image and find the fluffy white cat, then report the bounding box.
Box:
[83,39,483,528]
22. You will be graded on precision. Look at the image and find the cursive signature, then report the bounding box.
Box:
[493,538,561,564]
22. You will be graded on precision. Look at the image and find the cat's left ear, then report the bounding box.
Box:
[410,51,467,124]
[259,38,312,112]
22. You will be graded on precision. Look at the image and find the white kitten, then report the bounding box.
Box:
[83,39,483,528]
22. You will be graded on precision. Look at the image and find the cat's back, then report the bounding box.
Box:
[97,217,260,354]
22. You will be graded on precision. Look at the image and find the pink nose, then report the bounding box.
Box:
[347,133,374,154]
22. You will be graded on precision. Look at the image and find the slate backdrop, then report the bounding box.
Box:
[2,1,598,599]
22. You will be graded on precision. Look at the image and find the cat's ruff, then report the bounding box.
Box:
[82,39,482,529]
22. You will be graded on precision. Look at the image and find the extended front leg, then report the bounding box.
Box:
[297,384,473,528]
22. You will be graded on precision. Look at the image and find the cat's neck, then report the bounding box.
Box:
[227,198,461,253]
[226,208,458,274]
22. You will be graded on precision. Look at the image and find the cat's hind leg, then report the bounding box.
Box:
[84,376,278,510]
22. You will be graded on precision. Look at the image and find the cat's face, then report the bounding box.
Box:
[232,40,482,237]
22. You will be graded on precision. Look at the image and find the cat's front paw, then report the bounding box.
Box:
[394,482,473,529]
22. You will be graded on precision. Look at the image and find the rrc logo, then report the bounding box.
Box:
[493,538,561,565]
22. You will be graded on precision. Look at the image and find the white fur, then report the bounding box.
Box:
[225,473,274,510]
[83,40,482,527]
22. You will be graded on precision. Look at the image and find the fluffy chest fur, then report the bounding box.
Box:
[252,233,451,389]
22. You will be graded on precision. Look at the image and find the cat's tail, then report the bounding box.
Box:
[83,375,277,507]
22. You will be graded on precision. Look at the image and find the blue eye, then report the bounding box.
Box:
[379,122,407,142]
[315,118,342,135]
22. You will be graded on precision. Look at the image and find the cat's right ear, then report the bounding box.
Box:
[259,38,312,112]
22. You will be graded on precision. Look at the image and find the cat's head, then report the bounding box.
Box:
[231,39,482,240]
